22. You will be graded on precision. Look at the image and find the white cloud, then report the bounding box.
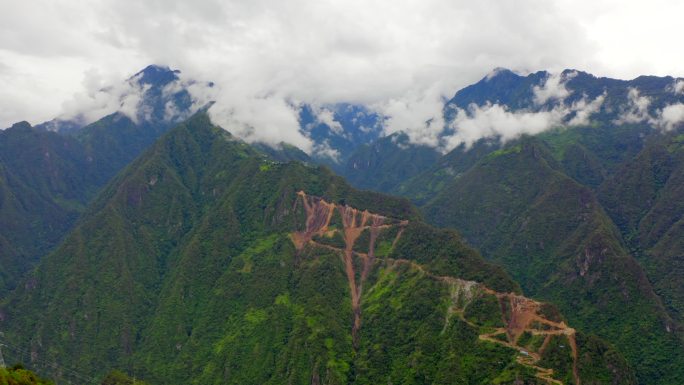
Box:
[311,106,344,136]
[209,97,312,152]
[55,67,203,127]
[443,103,565,150]
[209,98,313,153]
[610,87,684,131]
[655,103,684,131]
[442,92,605,151]
[567,92,606,126]
[58,69,149,125]
[159,75,209,123]
[312,139,341,162]
[1,0,683,149]
[485,68,513,81]
[176,71,315,152]
[0,0,599,135]
[533,72,574,105]
[614,88,652,125]
[673,79,684,95]
[374,84,446,148]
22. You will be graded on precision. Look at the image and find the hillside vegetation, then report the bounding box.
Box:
[1,113,632,384]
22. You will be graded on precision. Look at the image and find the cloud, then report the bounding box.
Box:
[310,106,344,136]
[614,88,652,125]
[672,79,684,95]
[611,86,684,130]
[485,68,511,81]
[210,97,313,153]
[374,84,446,148]
[186,78,313,152]
[655,103,684,131]
[443,104,565,150]
[2,0,683,150]
[343,71,606,152]
[0,0,601,135]
[533,72,574,105]
[566,91,606,126]
[441,91,605,151]
[58,69,149,125]
[56,67,201,127]
[312,139,341,162]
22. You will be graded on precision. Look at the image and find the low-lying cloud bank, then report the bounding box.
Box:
[442,93,604,151]
[656,103,684,131]
[181,78,314,153]
[378,72,606,153]
[59,69,150,126]
[54,68,684,156]
[54,68,204,128]
[673,80,684,95]
[533,72,574,105]
[614,87,684,130]
[5,1,681,154]
[376,73,684,153]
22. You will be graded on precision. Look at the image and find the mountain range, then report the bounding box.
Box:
[0,65,683,384]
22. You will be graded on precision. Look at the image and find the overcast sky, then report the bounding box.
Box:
[2,0,683,134]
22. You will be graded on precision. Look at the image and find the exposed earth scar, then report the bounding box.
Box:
[291,192,579,385]
[291,191,406,349]
[390,258,580,385]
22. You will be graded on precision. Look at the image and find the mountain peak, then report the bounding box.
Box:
[484,67,519,81]
[7,121,32,131]
[131,64,181,87]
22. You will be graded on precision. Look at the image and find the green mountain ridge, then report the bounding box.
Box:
[3,66,683,384]
[0,122,92,295]
[1,113,631,385]
[420,137,684,384]
[0,112,195,296]
[599,132,684,324]
[0,65,200,297]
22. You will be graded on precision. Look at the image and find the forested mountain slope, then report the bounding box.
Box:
[0,113,632,385]
[421,138,684,384]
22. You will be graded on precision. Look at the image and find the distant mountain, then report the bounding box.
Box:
[298,103,385,169]
[394,138,498,204]
[0,66,205,295]
[342,68,684,193]
[35,64,197,134]
[3,65,684,384]
[446,68,682,115]
[0,65,272,303]
[333,69,684,384]
[341,133,441,192]
[1,112,632,385]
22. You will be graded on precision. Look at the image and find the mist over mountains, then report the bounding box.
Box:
[2,63,684,384]
[5,1,684,384]
[20,64,684,165]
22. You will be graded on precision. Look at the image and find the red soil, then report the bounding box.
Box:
[292,191,405,349]
[388,258,580,385]
[291,192,579,385]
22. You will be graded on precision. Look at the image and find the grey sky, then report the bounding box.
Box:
[1,0,683,139]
